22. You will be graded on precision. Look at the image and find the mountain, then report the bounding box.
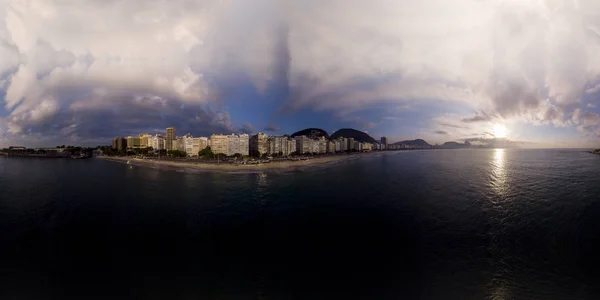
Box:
[440,141,472,149]
[329,128,377,143]
[393,139,431,148]
[290,128,330,139]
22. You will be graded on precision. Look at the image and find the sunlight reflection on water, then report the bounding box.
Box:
[489,148,512,300]
[491,148,508,196]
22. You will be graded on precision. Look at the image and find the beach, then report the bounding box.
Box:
[98,153,376,173]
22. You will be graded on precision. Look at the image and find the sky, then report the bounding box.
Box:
[1,0,600,148]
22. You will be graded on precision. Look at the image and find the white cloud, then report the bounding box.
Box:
[2,0,600,143]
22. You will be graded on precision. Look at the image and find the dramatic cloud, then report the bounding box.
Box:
[2,0,600,146]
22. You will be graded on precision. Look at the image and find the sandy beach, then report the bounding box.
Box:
[98,153,376,173]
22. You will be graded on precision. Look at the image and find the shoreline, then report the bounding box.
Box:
[98,152,379,173]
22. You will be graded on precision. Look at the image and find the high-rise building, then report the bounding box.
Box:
[166,127,176,150]
[112,138,119,150]
[229,134,249,156]
[347,138,355,151]
[287,138,297,155]
[150,135,165,150]
[267,136,296,156]
[182,134,208,157]
[327,141,336,153]
[295,136,311,154]
[318,137,327,154]
[116,137,127,151]
[210,134,230,156]
[250,132,269,157]
[381,137,388,150]
[139,133,152,148]
[126,136,141,149]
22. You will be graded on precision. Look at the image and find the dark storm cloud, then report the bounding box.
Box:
[6,94,237,146]
[434,130,448,135]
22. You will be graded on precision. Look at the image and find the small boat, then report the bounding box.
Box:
[126,160,131,164]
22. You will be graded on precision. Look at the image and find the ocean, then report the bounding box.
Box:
[1,149,600,299]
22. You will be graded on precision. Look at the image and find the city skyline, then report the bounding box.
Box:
[2,1,600,148]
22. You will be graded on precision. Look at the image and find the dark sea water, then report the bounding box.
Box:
[2,149,600,299]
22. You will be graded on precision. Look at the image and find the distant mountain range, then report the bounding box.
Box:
[289,127,492,149]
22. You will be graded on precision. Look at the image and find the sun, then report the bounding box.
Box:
[493,124,507,138]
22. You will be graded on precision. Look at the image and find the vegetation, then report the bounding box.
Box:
[198,147,215,159]
[167,150,188,158]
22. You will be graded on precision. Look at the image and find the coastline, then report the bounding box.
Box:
[98,152,378,173]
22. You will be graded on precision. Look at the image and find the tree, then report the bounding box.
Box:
[198,147,214,159]
[167,150,187,158]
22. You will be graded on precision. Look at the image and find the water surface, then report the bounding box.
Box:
[1,149,600,299]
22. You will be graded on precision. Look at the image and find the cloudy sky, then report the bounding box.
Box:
[1,0,600,148]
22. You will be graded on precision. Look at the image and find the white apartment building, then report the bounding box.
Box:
[150,135,165,150]
[327,141,335,154]
[210,134,229,155]
[267,136,297,156]
[184,137,209,157]
[229,134,249,156]
[287,139,297,155]
[172,137,184,151]
[295,136,312,154]
[318,137,327,154]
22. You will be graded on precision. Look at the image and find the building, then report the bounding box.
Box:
[347,138,355,151]
[229,133,249,156]
[126,136,141,149]
[150,135,165,150]
[250,132,269,157]
[166,127,176,150]
[295,136,312,155]
[116,137,127,151]
[183,136,208,157]
[139,133,152,148]
[210,134,229,156]
[318,137,327,154]
[287,138,297,155]
[327,141,336,154]
[112,138,118,150]
[175,137,185,151]
[267,136,297,156]
[381,137,388,150]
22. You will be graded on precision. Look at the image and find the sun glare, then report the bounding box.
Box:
[493,124,507,138]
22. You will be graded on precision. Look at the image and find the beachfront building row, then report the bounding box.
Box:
[112,126,378,157]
